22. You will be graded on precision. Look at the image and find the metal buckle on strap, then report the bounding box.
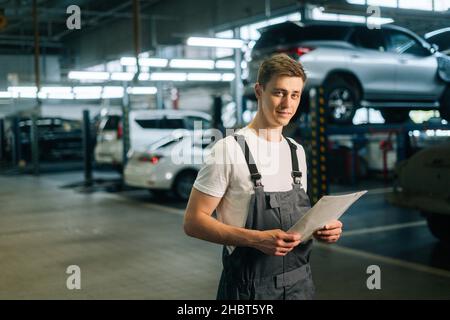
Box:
[250,173,263,187]
[292,171,302,184]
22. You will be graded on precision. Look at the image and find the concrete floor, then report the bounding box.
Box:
[0,171,449,299]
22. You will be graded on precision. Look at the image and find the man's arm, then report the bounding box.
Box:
[183,187,301,256]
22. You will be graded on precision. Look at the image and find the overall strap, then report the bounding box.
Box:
[233,134,263,187]
[285,137,303,185]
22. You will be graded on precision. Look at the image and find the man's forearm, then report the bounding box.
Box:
[184,212,261,248]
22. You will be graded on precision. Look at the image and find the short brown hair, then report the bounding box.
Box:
[256,53,307,88]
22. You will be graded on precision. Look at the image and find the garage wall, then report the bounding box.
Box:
[0,55,61,88]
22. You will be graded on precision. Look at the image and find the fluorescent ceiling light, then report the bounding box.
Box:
[39,92,75,100]
[150,73,187,81]
[110,72,135,81]
[169,59,215,69]
[68,71,110,81]
[215,60,235,69]
[221,73,235,81]
[367,16,394,25]
[120,57,137,66]
[127,87,157,95]
[138,73,150,81]
[73,94,102,100]
[73,86,102,93]
[8,86,37,98]
[19,92,37,98]
[399,0,433,10]
[187,73,222,81]
[40,86,72,94]
[187,37,244,48]
[48,93,75,100]
[102,86,124,99]
[120,57,168,67]
[73,86,102,99]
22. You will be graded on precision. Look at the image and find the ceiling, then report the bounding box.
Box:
[0,0,163,54]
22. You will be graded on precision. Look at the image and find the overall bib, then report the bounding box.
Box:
[216,134,315,300]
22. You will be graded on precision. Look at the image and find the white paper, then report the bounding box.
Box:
[288,190,368,241]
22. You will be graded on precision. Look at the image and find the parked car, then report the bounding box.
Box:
[425,27,450,56]
[244,21,450,124]
[94,110,123,169]
[94,109,211,169]
[388,142,450,243]
[124,131,211,200]
[6,117,83,162]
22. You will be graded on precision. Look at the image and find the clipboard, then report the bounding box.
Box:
[288,190,368,241]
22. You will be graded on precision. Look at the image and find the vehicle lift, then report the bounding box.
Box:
[298,87,449,204]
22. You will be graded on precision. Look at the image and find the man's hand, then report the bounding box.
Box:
[253,229,302,256]
[313,220,343,243]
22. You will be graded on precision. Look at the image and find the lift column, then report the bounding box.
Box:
[309,87,329,203]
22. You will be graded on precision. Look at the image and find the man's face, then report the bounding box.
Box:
[254,75,304,128]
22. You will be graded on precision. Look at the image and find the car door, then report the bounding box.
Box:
[348,27,397,100]
[385,29,441,101]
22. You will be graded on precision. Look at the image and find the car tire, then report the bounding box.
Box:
[439,86,450,121]
[424,212,450,243]
[323,78,360,125]
[380,109,410,123]
[173,170,198,201]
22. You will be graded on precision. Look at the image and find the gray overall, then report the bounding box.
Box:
[216,134,315,300]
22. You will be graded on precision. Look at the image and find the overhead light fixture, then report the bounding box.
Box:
[169,59,215,69]
[40,86,72,94]
[102,86,124,99]
[73,86,102,99]
[39,92,75,100]
[187,73,222,81]
[39,87,74,99]
[68,71,110,81]
[120,57,137,66]
[120,57,168,67]
[138,73,150,81]
[215,60,235,69]
[127,87,157,95]
[7,86,37,98]
[150,73,187,81]
[221,73,235,82]
[187,36,244,48]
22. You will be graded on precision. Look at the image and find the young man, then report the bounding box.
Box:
[184,53,343,300]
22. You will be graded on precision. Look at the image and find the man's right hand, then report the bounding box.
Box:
[253,229,302,256]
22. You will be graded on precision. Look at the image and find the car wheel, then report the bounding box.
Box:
[424,212,450,243]
[324,78,360,125]
[173,170,198,201]
[439,87,450,121]
[380,109,410,123]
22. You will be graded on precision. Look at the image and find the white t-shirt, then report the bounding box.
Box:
[193,126,308,252]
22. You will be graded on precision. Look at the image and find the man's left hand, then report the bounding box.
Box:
[313,220,343,243]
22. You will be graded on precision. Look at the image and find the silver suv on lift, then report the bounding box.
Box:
[244,21,450,124]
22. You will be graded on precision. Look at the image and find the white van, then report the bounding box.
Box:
[94,109,211,168]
